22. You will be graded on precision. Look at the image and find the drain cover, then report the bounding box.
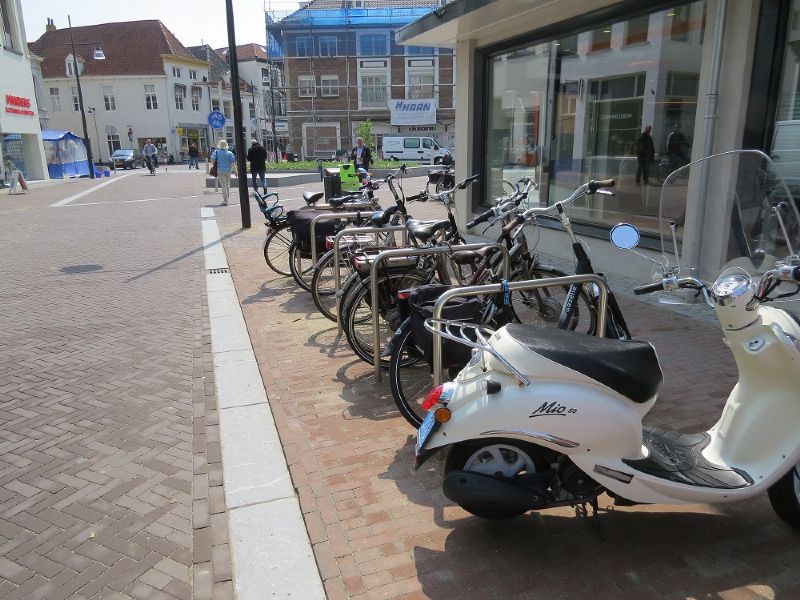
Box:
[208,268,229,274]
[60,264,103,274]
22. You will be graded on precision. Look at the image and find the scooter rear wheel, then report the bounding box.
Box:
[768,464,800,530]
[444,439,546,519]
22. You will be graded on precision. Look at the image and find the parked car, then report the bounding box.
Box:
[110,149,144,170]
[382,136,448,164]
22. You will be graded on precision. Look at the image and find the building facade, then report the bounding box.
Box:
[30,19,213,164]
[0,0,48,182]
[267,0,455,160]
[399,0,800,280]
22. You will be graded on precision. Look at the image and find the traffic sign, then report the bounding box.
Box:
[208,111,226,129]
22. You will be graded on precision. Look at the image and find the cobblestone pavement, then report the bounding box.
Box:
[0,169,233,600]
[217,177,800,600]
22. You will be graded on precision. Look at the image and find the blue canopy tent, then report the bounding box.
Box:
[42,131,90,178]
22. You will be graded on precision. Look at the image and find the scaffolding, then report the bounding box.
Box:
[264,0,456,161]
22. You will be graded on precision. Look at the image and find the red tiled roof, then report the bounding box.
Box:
[214,43,269,62]
[29,20,203,78]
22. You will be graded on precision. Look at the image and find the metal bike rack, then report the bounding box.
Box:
[430,274,610,385]
[309,212,372,268]
[332,225,408,334]
[370,243,511,382]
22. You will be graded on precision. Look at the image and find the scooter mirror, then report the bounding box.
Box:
[610,223,640,250]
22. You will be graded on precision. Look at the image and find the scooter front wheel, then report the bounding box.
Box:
[444,438,547,519]
[768,464,800,530]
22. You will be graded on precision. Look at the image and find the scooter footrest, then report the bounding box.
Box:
[622,427,753,489]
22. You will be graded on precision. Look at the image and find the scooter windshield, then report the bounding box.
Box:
[658,150,799,280]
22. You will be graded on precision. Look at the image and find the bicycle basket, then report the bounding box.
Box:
[287,208,339,257]
[409,284,482,368]
[427,169,443,185]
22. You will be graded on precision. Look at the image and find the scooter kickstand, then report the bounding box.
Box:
[574,498,605,541]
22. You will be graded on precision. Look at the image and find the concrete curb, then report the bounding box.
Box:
[201,212,325,600]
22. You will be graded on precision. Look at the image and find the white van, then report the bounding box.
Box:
[382,136,446,164]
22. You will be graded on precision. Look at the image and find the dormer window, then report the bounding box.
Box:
[65,55,85,77]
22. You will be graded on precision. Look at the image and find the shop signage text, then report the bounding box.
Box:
[5,95,35,117]
[390,99,437,126]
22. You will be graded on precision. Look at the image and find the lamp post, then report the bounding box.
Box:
[67,15,105,179]
[87,107,101,163]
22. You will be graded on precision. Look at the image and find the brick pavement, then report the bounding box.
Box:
[0,170,233,599]
[217,179,800,600]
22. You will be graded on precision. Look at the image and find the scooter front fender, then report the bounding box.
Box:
[424,370,646,460]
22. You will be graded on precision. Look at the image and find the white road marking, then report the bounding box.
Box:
[64,194,204,207]
[50,173,134,207]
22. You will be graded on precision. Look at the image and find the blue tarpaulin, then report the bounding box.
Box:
[42,130,90,178]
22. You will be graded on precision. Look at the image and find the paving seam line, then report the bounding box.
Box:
[201,210,325,600]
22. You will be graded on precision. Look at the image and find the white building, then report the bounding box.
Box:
[30,19,213,164]
[0,0,48,182]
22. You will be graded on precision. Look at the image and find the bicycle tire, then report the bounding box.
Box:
[508,264,597,334]
[310,249,352,321]
[289,240,316,292]
[342,268,430,366]
[263,223,292,276]
[389,319,431,428]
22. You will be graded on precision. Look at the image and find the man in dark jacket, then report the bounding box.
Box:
[635,125,655,186]
[350,137,372,171]
[246,139,268,192]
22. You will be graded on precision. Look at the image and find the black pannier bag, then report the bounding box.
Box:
[287,208,339,258]
[427,169,444,185]
[409,284,482,368]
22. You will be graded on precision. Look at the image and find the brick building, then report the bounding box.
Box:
[266,0,454,160]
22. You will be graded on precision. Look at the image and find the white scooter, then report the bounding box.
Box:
[414,150,800,528]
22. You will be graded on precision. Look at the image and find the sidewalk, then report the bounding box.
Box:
[215,182,800,600]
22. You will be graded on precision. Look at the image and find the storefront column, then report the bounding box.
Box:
[23,134,48,181]
[454,37,476,228]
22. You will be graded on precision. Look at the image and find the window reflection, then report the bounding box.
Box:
[485,1,707,233]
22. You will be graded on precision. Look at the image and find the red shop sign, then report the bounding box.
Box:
[5,94,35,116]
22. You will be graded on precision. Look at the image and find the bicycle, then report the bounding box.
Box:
[389,178,626,428]
[256,190,292,276]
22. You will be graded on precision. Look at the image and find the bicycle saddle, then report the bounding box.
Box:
[406,219,451,243]
[303,191,324,205]
[328,195,359,208]
[450,246,501,265]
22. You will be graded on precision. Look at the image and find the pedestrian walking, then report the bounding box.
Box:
[635,125,655,186]
[666,123,690,170]
[143,139,159,175]
[214,140,237,206]
[188,143,199,169]
[246,139,268,193]
[350,137,373,171]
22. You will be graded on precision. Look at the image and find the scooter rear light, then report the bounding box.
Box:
[422,385,444,411]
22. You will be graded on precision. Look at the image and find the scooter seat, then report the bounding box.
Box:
[504,324,662,404]
[406,219,451,243]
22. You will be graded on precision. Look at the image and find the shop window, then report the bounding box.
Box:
[483,2,706,233]
[49,88,62,112]
[145,84,158,110]
[624,16,649,46]
[772,0,800,198]
[102,85,116,111]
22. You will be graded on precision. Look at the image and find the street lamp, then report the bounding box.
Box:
[87,107,101,163]
[67,15,105,179]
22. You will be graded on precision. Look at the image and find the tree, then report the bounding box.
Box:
[357,119,374,148]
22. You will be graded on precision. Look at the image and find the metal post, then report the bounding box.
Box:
[370,244,511,381]
[68,15,95,179]
[431,274,610,385]
[332,225,408,333]
[225,0,251,228]
[308,208,384,265]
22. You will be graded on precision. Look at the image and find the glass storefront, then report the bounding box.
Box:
[485,1,707,233]
[772,0,800,198]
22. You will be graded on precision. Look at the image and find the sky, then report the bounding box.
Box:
[23,0,300,49]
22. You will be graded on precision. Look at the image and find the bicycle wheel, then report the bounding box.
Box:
[263,223,292,276]
[311,249,352,321]
[508,264,597,334]
[288,240,316,292]
[389,319,431,428]
[342,268,430,365]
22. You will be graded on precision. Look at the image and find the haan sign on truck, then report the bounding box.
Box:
[390,98,437,126]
